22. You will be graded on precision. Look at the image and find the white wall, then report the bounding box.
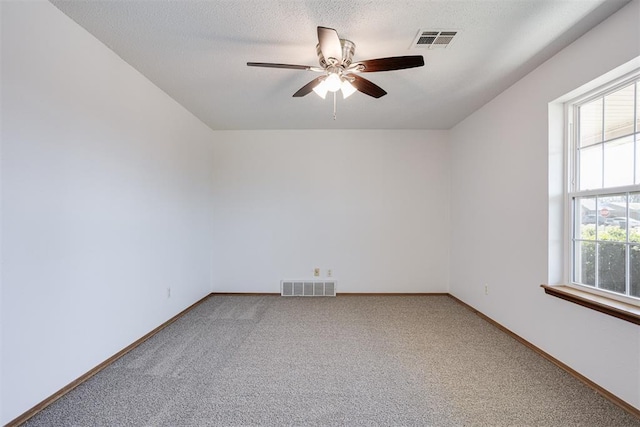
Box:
[0,1,215,423]
[211,130,450,293]
[449,0,640,410]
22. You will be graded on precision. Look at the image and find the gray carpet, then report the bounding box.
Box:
[24,295,640,426]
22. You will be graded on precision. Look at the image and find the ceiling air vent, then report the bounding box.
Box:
[412,30,458,49]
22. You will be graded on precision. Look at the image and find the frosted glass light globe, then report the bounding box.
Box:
[313,80,329,99]
[341,80,357,99]
[325,73,342,92]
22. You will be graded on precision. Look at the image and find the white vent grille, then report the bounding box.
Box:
[413,30,457,49]
[281,280,337,297]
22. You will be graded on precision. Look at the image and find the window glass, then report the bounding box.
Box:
[604,84,635,141]
[578,145,602,190]
[598,242,626,293]
[579,99,602,147]
[636,83,640,133]
[600,193,627,235]
[576,197,596,236]
[631,193,640,297]
[574,241,595,286]
[631,247,640,298]
[636,135,640,184]
[631,192,640,240]
[603,136,634,188]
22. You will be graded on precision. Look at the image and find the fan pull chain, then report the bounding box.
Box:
[333,91,337,120]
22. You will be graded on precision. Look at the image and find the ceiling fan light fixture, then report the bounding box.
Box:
[341,80,357,99]
[325,73,342,92]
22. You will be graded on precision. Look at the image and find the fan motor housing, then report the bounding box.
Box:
[316,39,355,68]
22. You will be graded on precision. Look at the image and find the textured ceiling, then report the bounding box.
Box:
[51,0,630,130]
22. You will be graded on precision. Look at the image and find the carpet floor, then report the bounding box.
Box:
[24,295,640,426]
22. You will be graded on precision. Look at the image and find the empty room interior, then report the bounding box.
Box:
[2,0,640,425]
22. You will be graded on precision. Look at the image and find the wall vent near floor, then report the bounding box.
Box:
[281,280,336,297]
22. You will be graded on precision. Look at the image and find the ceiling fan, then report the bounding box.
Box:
[247,26,425,100]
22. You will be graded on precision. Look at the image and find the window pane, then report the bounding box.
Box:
[636,83,639,133]
[574,241,595,286]
[578,144,602,190]
[579,99,603,147]
[604,84,635,140]
[576,197,597,239]
[599,194,627,238]
[598,242,626,294]
[631,192,640,239]
[636,135,640,185]
[631,193,640,298]
[631,245,640,298]
[603,136,634,188]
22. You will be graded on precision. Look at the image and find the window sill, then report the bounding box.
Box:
[541,285,640,325]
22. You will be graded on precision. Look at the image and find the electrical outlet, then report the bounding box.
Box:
[327,269,332,277]
[314,268,320,277]
[484,284,489,295]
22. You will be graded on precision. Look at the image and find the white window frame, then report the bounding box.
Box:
[565,70,640,307]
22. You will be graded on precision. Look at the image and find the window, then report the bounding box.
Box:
[569,74,640,304]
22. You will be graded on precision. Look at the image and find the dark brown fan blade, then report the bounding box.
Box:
[317,26,342,64]
[357,56,424,72]
[247,62,312,70]
[350,75,387,98]
[293,76,325,97]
